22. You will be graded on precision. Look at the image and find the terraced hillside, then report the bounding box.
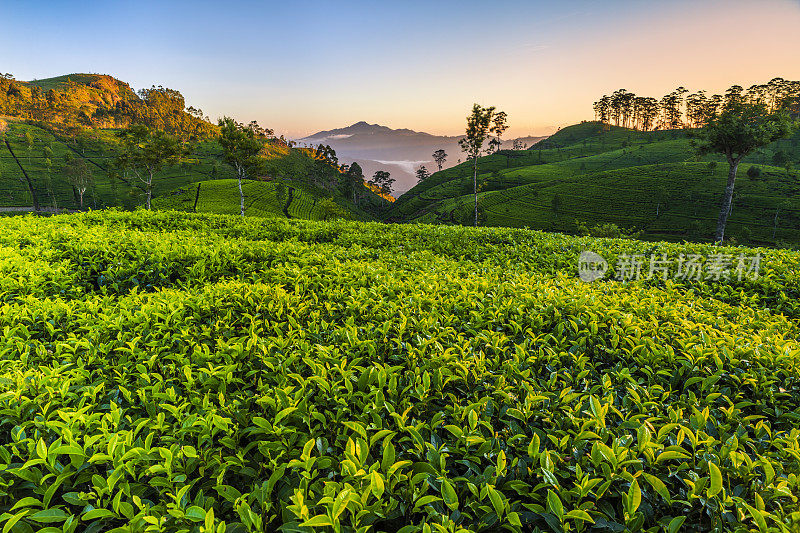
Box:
[155,179,375,221]
[0,210,799,531]
[0,120,231,211]
[0,119,381,220]
[387,122,800,246]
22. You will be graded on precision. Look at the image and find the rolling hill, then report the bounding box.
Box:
[0,74,387,221]
[387,121,800,246]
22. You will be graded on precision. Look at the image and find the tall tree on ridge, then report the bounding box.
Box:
[369,170,394,196]
[593,95,611,125]
[491,111,508,151]
[432,149,447,171]
[342,162,365,204]
[415,165,430,183]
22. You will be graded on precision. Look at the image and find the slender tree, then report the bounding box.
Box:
[64,158,93,209]
[342,162,365,204]
[593,96,611,124]
[218,117,263,216]
[491,111,508,150]
[369,170,394,196]
[432,149,447,171]
[415,165,430,183]
[458,104,499,227]
[695,101,796,242]
[116,124,183,210]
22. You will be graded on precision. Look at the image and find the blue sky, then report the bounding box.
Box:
[1,0,799,137]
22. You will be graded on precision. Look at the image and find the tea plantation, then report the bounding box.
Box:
[1,210,800,533]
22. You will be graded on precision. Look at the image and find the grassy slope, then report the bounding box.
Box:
[388,121,800,245]
[23,73,111,91]
[154,179,375,221]
[0,120,232,210]
[0,120,375,221]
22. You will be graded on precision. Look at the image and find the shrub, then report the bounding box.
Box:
[576,220,642,239]
[747,165,762,179]
[0,210,798,532]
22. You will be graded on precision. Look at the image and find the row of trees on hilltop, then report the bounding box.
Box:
[593,78,800,131]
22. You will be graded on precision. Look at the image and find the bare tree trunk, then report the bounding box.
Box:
[237,167,245,217]
[146,171,153,210]
[773,209,780,239]
[715,157,740,243]
[473,155,478,227]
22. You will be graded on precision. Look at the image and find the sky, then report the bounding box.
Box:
[1,0,800,138]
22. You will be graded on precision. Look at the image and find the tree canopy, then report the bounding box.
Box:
[695,101,797,242]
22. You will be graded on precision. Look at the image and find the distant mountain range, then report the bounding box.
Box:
[297,121,546,193]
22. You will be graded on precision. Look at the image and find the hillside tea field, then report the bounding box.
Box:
[1,211,800,533]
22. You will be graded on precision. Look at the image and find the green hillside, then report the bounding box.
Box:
[388,121,800,246]
[0,118,381,221]
[154,179,375,221]
[0,120,230,211]
[1,209,800,531]
[1,72,388,221]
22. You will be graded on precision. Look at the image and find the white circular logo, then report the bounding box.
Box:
[578,251,608,282]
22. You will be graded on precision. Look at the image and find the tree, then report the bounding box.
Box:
[593,95,611,124]
[369,170,394,196]
[116,124,183,210]
[318,198,348,220]
[773,199,793,239]
[415,165,430,183]
[493,112,509,146]
[458,104,501,226]
[342,162,365,204]
[312,144,340,190]
[64,158,93,209]
[772,149,788,167]
[746,165,761,179]
[695,101,796,242]
[432,149,447,171]
[218,117,263,216]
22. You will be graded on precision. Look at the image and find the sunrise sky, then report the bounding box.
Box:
[2,0,799,138]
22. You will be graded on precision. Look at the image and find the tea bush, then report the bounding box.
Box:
[0,210,799,532]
